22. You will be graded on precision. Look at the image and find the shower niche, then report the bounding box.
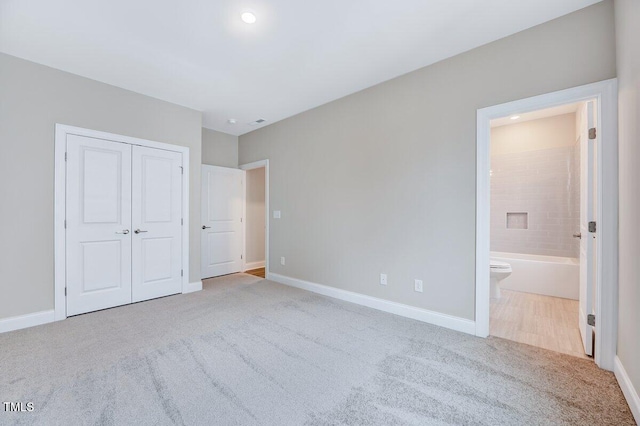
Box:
[506,212,528,230]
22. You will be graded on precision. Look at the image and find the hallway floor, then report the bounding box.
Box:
[245,267,266,278]
[490,289,590,359]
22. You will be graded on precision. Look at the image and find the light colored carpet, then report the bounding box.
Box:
[0,274,634,425]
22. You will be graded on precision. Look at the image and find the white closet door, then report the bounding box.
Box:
[66,135,132,316]
[132,146,183,302]
[201,165,244,279]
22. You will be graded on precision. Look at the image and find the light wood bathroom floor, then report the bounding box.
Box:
[490,289,590,359]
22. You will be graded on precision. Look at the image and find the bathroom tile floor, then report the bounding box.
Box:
[490,289,590,359]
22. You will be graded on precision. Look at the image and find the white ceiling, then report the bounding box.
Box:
[0,0,601,136]
[491,102,583,128]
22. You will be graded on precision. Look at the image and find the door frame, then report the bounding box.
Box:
[475,79,618,370]
[54,124,191,321]
[239,160,270,278]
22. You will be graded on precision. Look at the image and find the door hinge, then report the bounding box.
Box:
[587,314,596,327]
[589,127,597,140]
[64,287,67,296]
[181,269,183,277]
[241,254,243,260]
[64,220,67,229]
[181,218,183,226]
[64,152,68,161]
[240,217,243,223]
[589,221,597,233]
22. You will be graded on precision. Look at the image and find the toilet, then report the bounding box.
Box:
[490,259,512,299]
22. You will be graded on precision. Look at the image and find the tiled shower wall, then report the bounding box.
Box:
[490,143,580,259]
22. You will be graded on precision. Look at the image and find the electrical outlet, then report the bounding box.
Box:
[414,279,423,293]
[273,210,281,219]
[280,256,285,266]
[380,273,387,285]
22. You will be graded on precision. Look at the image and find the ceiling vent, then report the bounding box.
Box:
[249,118,267,126]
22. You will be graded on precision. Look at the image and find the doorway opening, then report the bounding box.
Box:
[488,101,595,359]
[200,160,269,281]
[475,79,618,371]
[240,160,269,279]
[243,164,267,278]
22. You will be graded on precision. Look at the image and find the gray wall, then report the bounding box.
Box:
[246,167,266,264]
[0,53,202,320]
[202,128,238,168]
[490,114,580,258]
[239,2,616,320]
[615,0,640,409]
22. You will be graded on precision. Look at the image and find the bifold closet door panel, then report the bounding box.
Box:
[66,135,133,316]
[131,146,183,303]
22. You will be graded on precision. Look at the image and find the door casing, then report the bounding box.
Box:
[54,124,191,321]
[475,79,618,371]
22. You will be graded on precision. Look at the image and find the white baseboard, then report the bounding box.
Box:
[244,261,265,270]
[0,310,55,334]
[268,273,476,335]
[615,356,640,424]
[183,281,203,294]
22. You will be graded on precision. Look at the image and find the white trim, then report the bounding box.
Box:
[54,124,192,322]
[269,273,476,335]
[475,79,618,371]
[0,310,55,334]
[54,125,67,321]
[181,149,191,295]
[240,160,270,279]
[475,108,491,338]
[244,261,265,270]
[183,281,203,294]
[615,356,640,424]
[242,167,247,272]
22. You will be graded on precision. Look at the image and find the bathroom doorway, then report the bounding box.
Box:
[475,80,618,370]
[488,100,593,359]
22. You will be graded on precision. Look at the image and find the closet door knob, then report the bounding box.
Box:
[134,229,147,234]
[115,229,130,234]
[202,225,211,229]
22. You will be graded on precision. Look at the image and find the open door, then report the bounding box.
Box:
[201,165,245,279]
[578,100,597,357]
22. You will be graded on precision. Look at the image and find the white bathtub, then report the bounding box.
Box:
[491,252,579,300]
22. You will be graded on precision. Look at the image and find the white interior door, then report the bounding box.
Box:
[201,165,244,279]
[66,135,132,316]
[579,100,597,356]
[132,146,183,302]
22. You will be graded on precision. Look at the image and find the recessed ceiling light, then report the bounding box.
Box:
[227,119,237,124]
[241,12,256,24]
[510,115,520,120]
